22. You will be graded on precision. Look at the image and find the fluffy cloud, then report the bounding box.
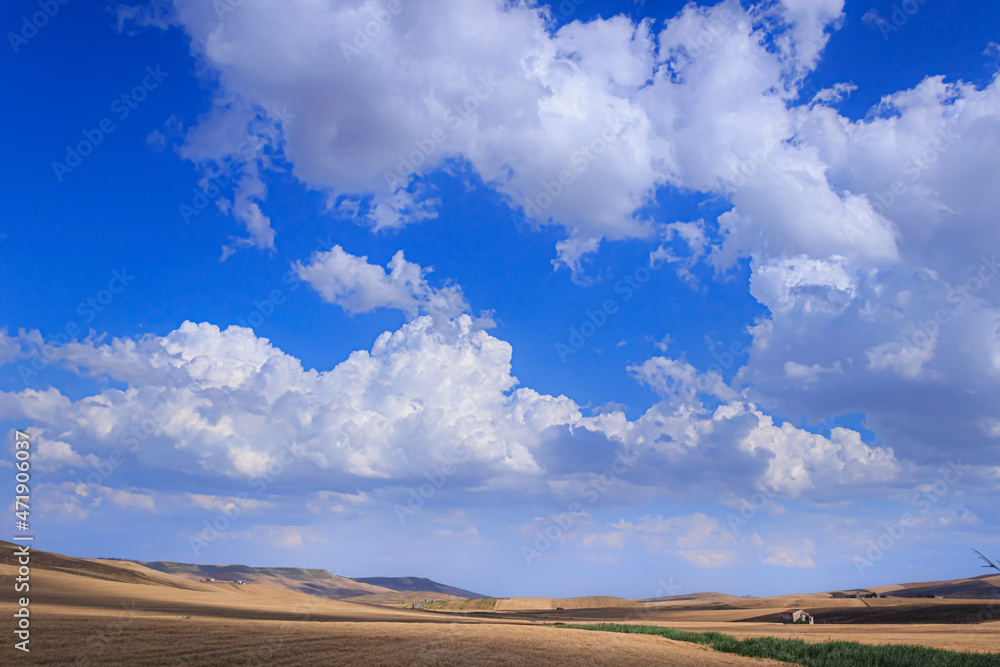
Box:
[604,513,738,567]
[14,2,1000,563]
[0,318,572,483]
[735,72,1000,469]
[114,2,1000,480]
[122,0,852,274]
[580,357,901,500]
[1,318,902,510]
[761,538,816,568]
[104,487,157,511]
[295,245,470,320]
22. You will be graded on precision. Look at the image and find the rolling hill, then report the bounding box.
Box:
[133,559,395,599]
[4,540,1000,660]
[871,573,1000,599]
[352,576,487,599]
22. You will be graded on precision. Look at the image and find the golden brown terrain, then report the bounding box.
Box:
[0,544,789,666]
[425,595,637,611]
[119,555,397,598]
[343,590,463,606]
[417,579,1000,654]
[4,542,999,664]
[13,615,800,666]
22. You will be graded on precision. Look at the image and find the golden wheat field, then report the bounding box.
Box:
[11,614,800,667]
[3,543,999,664]
[0,551,790,666]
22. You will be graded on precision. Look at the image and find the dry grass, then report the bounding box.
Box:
[346,590,463,606]
[12,614,793,666]
[0,564,442,623]
[127,555,396,598]
[871,573,1000,593]
[427,595,638,611]
[0,552,786,666]
[497,596,636,610]
[424,597,502,611]
[5,541,997,664]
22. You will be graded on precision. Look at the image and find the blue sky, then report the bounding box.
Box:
[2,0,1000,598]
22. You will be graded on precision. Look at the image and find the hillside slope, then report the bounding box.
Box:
[353,576,487,599]
[136,560,395,598]
[873,574,1000,599]
[0,540,207,590]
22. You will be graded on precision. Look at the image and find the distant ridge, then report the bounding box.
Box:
[135,560,393,599]
[867,573,1000,599]
[352,576,487,599]
[132,560,488,600]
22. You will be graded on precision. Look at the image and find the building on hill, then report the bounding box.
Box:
[412,603,424,610]
[781,610,814,624]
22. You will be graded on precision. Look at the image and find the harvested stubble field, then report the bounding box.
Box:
[424,594,1000,654]
[345,590,463,607]
[4,543,999,664]
[0,549,787,666]
[424,595,637,612]
[14,614,794,666]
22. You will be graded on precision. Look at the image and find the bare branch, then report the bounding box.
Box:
[972,548,1000,573]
